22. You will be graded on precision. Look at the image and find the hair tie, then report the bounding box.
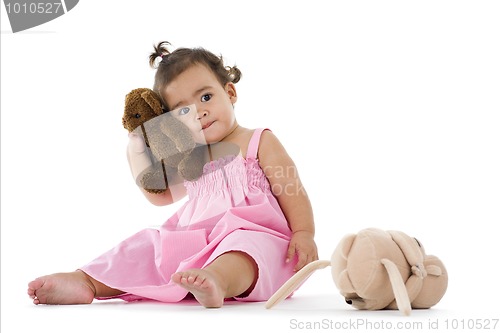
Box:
[153,54,164,69]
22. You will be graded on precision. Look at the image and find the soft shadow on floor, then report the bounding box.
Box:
[11,292,465,333]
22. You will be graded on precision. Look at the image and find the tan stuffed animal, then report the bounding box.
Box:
[122,88,205,193]
[266,228,448,316]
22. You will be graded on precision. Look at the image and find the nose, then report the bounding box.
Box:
[197,108,208,120]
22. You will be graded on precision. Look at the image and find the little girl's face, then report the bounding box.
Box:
[163,64,238,144]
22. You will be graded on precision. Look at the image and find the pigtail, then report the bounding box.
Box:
[150,41,242,104]
[149,41,172,68]
[226,65,242,84]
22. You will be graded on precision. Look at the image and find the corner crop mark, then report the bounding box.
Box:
[3,0,79,33]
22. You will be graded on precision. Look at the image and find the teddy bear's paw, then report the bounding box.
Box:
[140,166,168,192]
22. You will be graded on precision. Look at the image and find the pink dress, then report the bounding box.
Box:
[80,128,296,302]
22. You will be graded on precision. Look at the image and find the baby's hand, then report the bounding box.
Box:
[128,132,147,153]
[127,133,153,180]
[286,230,318,272]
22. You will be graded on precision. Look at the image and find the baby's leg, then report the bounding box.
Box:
[27,270,123,305]
[171,251,257,308]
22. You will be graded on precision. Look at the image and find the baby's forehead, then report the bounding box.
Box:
[164,65,222,105]
[179,63,217,81]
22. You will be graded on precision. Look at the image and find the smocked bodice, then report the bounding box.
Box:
[185,155,271,198]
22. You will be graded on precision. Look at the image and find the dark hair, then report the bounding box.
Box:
[149,41,242,110]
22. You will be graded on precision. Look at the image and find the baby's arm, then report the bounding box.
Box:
[127,133,187,206]
[258,131,318,271]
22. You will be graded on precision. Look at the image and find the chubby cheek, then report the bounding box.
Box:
[193,132,208,145]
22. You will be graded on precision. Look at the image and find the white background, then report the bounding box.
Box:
[2,1,499,332]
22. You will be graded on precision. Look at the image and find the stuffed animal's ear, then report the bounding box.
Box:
[388,231,424,271]
[265,260,331,309]
[387,230,427,304]
[385,230,438,315]
[381,259,412,316]
[141,90,163,116]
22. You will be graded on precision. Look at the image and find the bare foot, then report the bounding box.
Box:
[171,269,225,308]
[27,271,96,305]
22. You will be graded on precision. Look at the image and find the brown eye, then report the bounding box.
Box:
[134,114,141,118]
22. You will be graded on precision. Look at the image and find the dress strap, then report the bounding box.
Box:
[246,128,269,160]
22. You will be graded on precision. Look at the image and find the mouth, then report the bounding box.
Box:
[201,121,214,130]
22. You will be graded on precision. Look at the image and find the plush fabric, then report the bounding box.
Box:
[122,88,204,193]
[266,228,448,316]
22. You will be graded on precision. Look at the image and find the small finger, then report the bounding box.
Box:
[294,252,307,271]
[286,244,296,263]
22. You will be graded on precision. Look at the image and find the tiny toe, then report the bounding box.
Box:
[28,278,44,290]
[200,279,211,289]
[171,273,181,283]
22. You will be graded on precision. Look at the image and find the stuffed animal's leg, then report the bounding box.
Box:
[265,260,330,309]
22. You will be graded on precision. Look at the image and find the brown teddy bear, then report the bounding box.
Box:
[122,88,205,193]
[266,228,448,316]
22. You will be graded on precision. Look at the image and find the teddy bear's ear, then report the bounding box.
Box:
[388,231,424,269]
[141,90,163,116]
[385,230,430,315]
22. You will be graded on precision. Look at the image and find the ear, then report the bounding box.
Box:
[225,82,237,104]
[386,230,427,312]
[388,231,424,271]
[381,259,412,316]
[141,90,163,116]
[265,260,331,309]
